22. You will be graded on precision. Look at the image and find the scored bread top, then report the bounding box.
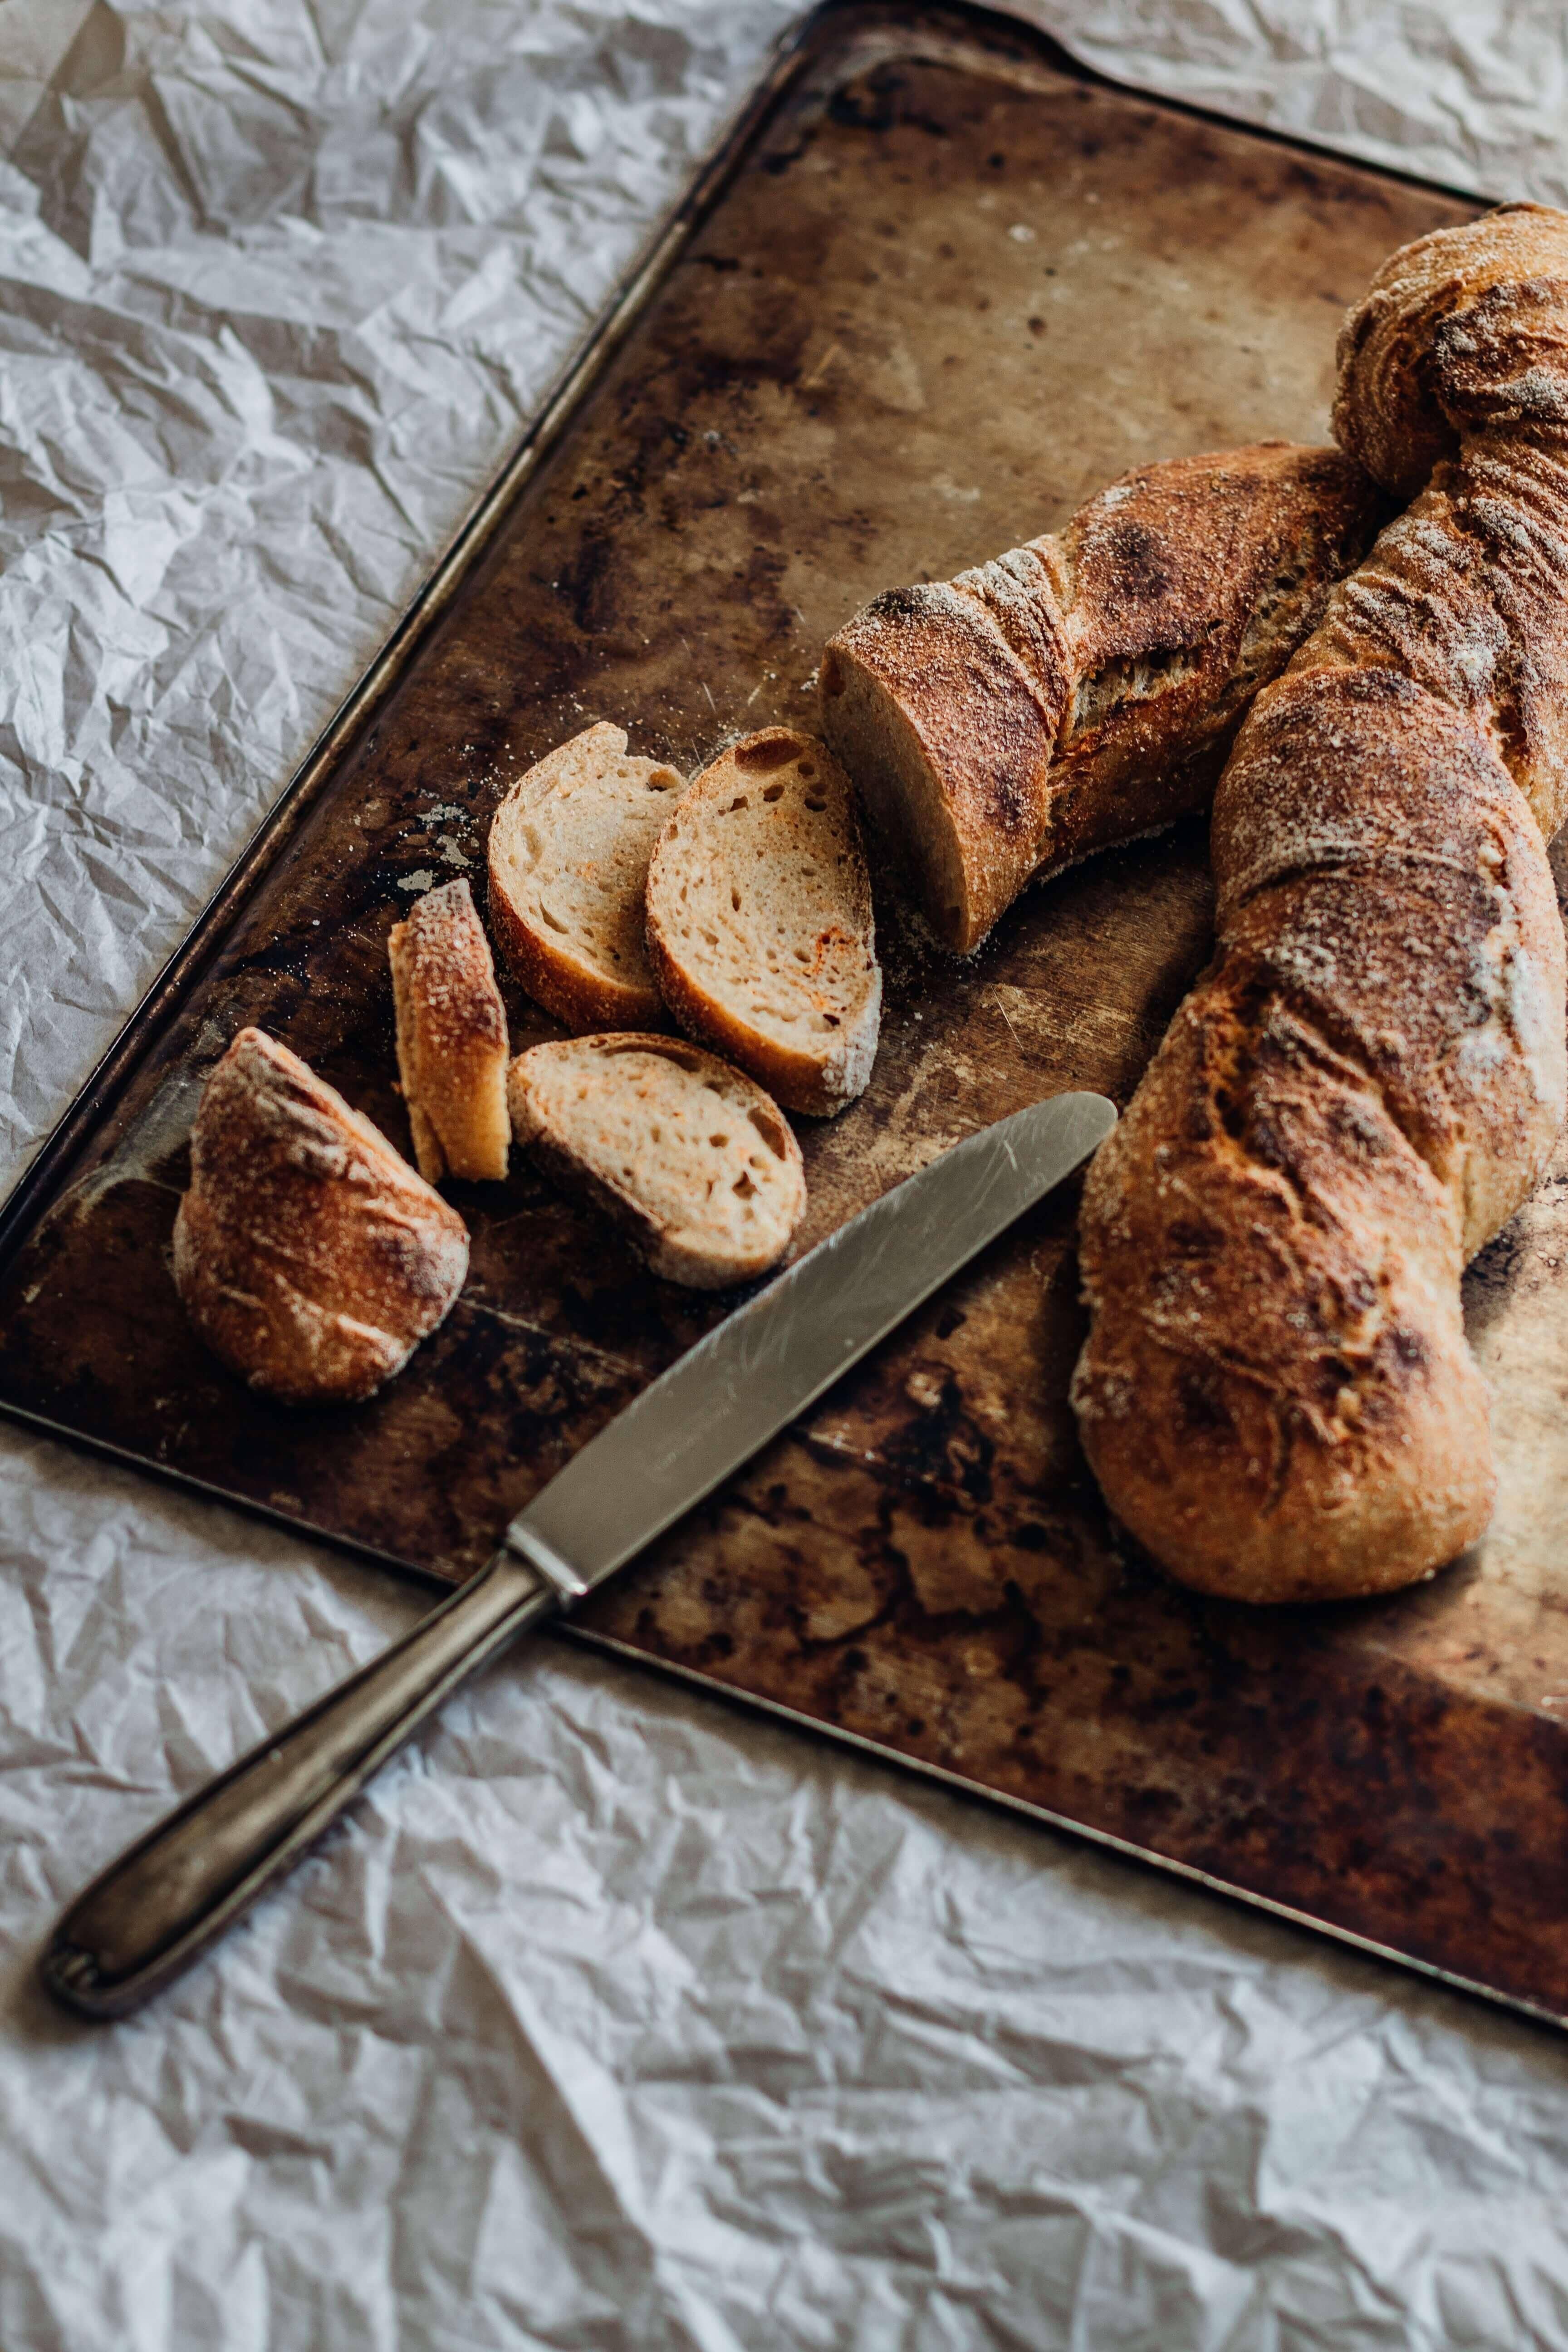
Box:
[387,876,510,1183]
[508,1034,805,1289]
[172,1026,469,1406]
[1073,207,1568,1605]
[820,444,1383,951]
[487,720,686,1030]
[643,728,881,1117]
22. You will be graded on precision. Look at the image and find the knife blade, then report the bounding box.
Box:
[42,1088,1114,2018]
[508,1086,1117,1598]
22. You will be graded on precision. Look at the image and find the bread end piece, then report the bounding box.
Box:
[388,876,510,1183]
[822,446,1383,956]
[1073,987,1496,1604]
[645,728,882,1117]
[820,583,1060,952]
[488,720,686,1032]
[173,1027,469,1405]
[509,1033,806,1288]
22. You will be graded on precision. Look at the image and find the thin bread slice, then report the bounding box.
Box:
[388,876,511,1182]
[508,1034,805,1289]
[487,720,686,1030]
[173,1027,469,1405]
[643,729,881,1116]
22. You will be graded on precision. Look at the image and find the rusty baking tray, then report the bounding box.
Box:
[8,0,1568,2028]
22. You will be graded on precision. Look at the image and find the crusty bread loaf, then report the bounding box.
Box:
[487,721,686,1030]
[1073,206,1568,1604]
[644,729,881,1117]
[508,1034,805,1288]
[820,443,1384,952]
[388,877,510,1183]
[173,1027,469,1405]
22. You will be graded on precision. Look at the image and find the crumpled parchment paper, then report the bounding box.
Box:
[5,7,1568,2347]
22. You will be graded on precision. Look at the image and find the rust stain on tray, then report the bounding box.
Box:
[6,3,1568,2021]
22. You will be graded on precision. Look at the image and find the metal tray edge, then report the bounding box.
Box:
[560,1621,1568,2039]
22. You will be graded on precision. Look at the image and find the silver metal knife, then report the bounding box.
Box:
[40,1088,1115,2019]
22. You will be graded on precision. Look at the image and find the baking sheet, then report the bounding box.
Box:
[10,6,1568,2349]
[9,2,1568,2030]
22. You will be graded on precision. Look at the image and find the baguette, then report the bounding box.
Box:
[644,729,880,1116]
[1073,206,1568,1603]
[388,877,510,1182]
[820,443,1384,951]
[487,721,686,1030]
[508,1034,805,1288]
[173,1028,469,1406]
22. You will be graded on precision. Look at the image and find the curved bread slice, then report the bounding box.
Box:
[173,1027,469,1405]
[488,720,686,1030]
[644,729,880,1116]
[508,1034,805,1289]
[388,876,510,1182]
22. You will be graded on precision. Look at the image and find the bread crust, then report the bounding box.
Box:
[1332,201,1568,503]
[487,721,686,1031]
[821,443,1385,951]
[508,1034,806,1288]
[172,1027,469,1406]
[387,877,510,1183]
[1074,206,1568,1604]
[644,729,881,1117]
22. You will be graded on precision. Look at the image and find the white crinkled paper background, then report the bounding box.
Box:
[4,5,1568,2347]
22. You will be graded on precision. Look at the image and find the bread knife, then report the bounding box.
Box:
[40,1088,1116,2019]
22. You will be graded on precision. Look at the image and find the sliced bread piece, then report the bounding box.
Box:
[643,729,880,1116]
[173,1027,469,1405]
[488,720,686,1030]
[508,1034,805,1288]
[388,876,510,1183]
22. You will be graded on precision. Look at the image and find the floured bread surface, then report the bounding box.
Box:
[644,729,881,1116]
[488,720,686,1030]
[388,876,510,1183]
[820,444,1383,951]
[172,1027,470,1405]
[1074,205,1568,1605]
[508,1034,805,1288]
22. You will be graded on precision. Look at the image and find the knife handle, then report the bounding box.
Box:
[39,1549,558,2019]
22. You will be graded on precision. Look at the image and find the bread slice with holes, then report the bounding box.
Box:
[487,721,686,1030]
[388,877,511,1182]
[643,729,881,1117]
[508,1034,805,1288]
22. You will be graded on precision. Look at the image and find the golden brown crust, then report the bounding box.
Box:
[387,877,510,1183]
[1075,674,1562,1601]
[1328,203,1568,839]
[1075,206,1568,1605]
[821,442,1385,951]
[820,575,1064,953]
[1072,982,1494,1603]
[1333,201,1568,500]
[1210,669,1566,1255]
[172,1028,469,1406]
